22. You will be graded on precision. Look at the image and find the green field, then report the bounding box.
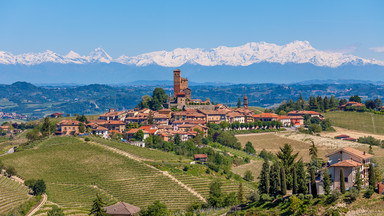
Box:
[324,111,384,135]
[1,137,202,213]
[0,175,30,215]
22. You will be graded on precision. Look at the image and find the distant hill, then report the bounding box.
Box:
[1,81,384,117]
[1,62,384,84]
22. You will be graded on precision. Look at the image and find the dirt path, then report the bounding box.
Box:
[89,141,207,203]
[321,126,384,140]
[26,194,47,216]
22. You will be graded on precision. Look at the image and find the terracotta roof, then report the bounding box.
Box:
[330,159,361,167]
[102,120,125,125]
[92,126,108,131]
[105,202,141,215]
[227,112,244,118]
[172,120,206,125]
[326,147,374,160]
[58,120,81,126]
[153,113,169,119]
[198,110,228,115]
[277,115,291,120]
[194,154,208,159]
[287,110,321,115]
[253,113,279,118]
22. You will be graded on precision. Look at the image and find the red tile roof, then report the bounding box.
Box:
[253,113,279,118]
[326,147,374,160]
[58,120,81,126]
[288,110,321,115]
[194,154,208,159]
[330,159,361,167]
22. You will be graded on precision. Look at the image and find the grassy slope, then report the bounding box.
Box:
[88,136,190,162]
[247,106,265,114]
[1,137,201,214]
[324,111,384,135]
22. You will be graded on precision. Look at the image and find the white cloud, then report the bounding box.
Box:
[370,46,384,53]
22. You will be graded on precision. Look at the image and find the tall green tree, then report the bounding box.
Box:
[369,163,376,187]
[134,130,144,141]
[79,122,85,133]
[208,180,224,207]
[323,170,331,195]
[237,98,241,108]
[349,95,362,103]
[354,167,362,191]
[340,168,346,194]
[310,168,317,197]
[281,166,287,195]
[238,182,246,204]
[259,159,270,194]
[292,166,298,194]
[89,194,106,216]
[270,162,281,194]
[244,141,256,154]
[297,160,307,194]
[277,144,298,189]
[40,117,56,137]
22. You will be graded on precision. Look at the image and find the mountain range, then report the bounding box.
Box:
[1,41,384,84]
[1,41,384,67]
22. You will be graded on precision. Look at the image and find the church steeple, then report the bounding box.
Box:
[243,94,248,109]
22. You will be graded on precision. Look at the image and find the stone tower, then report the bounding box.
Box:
[243,94,248,109]
[173,69,181,97]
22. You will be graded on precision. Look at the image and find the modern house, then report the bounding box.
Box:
[91,126,109,139]
[326,147,373,190]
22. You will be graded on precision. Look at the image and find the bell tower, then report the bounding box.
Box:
[243,94,248,109]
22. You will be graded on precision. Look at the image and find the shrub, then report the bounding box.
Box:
[247,190,260,202]
[327,190,341,203]
[261,194,273,202]
[85,137,90,142]
[5,166,17,177]
[304,194,313,201]
[348,187,359,202]
[183,166,189,171]
[364,187,374,198]
[276,194,283,202]
[47,205,64,216]
[243,170,254,182]
[317,194,325,200]
[298,193,305,200]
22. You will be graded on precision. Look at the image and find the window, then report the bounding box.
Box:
[345,177,348,182]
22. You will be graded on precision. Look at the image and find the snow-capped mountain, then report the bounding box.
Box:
[1,41,383,67]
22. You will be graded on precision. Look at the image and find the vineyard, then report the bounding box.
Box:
[0,174,30,215]
[1,137,204,214]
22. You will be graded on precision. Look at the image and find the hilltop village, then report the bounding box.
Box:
[55,69,313,142]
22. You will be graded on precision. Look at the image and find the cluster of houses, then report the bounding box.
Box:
[55,99,323,142]
[0,111,30,121]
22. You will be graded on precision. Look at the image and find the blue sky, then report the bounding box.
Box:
[0,0,383,60]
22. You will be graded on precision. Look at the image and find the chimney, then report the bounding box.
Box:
[364,151,366,155]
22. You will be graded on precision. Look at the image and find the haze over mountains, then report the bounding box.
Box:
[1,41,384,84]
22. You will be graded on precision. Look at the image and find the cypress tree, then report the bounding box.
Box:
[238,182,246,204]
[89,194,106,216]
[259,159,270,194]
[292,166,298,194]
[310,168,317,197]
[237,98,241,108]
[340,168,346,194]
[281,166,287,195]
[297,160,307,194]
[369,163,376,188]
[270,163,281,195]
[354,167,362,191]
[323,170,331,195]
